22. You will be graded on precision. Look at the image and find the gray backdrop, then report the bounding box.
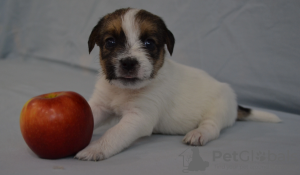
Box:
[1,0,299,114]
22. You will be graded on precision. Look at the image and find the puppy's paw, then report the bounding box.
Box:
[75,142,106,161]
[182,129,208,146]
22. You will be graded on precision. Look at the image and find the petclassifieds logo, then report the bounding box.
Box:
[178,148,297,173]
[212,150,296,162]
[179,147,209,173]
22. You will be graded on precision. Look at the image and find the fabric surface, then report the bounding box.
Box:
[1,0,300,174]
[0,57,300,175]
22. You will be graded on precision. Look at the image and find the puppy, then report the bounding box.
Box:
[75,8,281,161]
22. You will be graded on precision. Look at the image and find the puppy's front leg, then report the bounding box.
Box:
[75,109,154,161]
[88,100,112,129]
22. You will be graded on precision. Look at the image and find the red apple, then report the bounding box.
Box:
[20,91,94,159]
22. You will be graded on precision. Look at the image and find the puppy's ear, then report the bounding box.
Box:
[165,29,175,56]
[88,25,100,54]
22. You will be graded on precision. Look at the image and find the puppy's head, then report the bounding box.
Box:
[88,8,175,89]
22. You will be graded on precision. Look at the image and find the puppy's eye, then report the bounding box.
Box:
[105,38,116,49]
[144,39,155,50]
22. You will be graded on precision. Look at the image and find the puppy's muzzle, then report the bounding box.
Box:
[119,58,140,78]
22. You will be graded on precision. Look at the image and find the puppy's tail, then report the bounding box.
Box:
[237,105,281,123]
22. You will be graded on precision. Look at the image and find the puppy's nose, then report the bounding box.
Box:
[120,58,138,71]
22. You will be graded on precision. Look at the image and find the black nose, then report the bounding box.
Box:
[120,58,138,71]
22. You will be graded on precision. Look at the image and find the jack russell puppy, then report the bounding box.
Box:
[75,8,281,161]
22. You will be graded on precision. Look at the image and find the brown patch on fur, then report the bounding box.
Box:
[88,8,131,80]
[138,19,157,35]
[237,105,252,121]
[88,8,131,53]
[152,48,165,77]
[135,10,175,55]
[135,10,175,78]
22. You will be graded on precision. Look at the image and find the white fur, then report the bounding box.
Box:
[110,79,152,90]
[75,9,280,161]
[121,9,140,48]
[245,110,281,123]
